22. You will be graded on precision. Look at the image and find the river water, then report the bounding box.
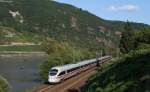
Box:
[0,54,48,92]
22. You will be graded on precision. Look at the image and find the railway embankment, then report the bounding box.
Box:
[82,49,150,92]
[34,57,113,92]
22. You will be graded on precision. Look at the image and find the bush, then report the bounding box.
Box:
[0,76,10,92]
[82,49,150,92]
[40,49,93,82]
[136,44,150,50]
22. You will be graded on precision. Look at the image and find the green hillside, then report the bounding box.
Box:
[82,49,150,92]
[0,0,149,50]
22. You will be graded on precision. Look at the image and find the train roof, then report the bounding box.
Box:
[51,64,77,72]
[51,58,97,72]
[50,56,111,72]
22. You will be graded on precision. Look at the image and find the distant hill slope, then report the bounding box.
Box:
[82,49,150,92]
[0,0,149,50]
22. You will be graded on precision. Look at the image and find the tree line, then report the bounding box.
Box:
[119,21,150,53]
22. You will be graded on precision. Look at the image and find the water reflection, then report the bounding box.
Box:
[0,54,47,92]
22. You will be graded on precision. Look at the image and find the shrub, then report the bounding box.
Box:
[0,76,10,92]
[136,44,150,50]
[82,49,150,92]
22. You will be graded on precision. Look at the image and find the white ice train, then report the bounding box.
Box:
[48,56,111,83]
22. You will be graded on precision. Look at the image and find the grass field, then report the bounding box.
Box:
[0,45,43,52]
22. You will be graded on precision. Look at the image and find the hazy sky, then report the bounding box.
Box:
[54,0,150,25]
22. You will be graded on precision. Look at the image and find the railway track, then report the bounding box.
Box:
[35,58,112,92]
[35,67,96,92]
[36,85,54,92]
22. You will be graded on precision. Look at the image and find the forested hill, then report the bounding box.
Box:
[0,0,149,50]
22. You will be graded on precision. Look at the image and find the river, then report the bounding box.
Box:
[0,54,48,92]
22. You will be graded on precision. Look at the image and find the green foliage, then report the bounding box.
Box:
[41,38,61,54]
[136,44,150,50]
[135,28,150,49]
[119,21,135,53]
[119,22,150,53]
[0,26,43,45]
[40,39,94,82]
[0,0,148,51]
[0,76,10,92]
[82,49,150,92]
[83,27,150,91]
[0,45,42,51]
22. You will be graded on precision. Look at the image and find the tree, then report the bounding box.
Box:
[41,38,60,54]
[135,28,150,48]
[0,76,10,92]
[40,39,91,82]
[119,21,135,53]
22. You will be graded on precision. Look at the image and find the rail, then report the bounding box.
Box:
[34,56,112,92]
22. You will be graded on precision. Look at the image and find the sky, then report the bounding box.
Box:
[54,0,150,25]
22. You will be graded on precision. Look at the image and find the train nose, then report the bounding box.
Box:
[48,76,60,83]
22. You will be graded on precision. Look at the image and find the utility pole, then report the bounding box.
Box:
[100,50,103,64]
[96,51,99,66]
[100,50,103,71]
[72,47,75,63]
[96,49,103,67]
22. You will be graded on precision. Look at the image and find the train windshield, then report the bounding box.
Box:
[49,69,58,76]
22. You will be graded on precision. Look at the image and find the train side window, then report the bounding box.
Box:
[72,68,75,71]
[81,66,84,68]
[67,69,71,73]
[77,67,80,69]
[58,71,65,76]
[67,67,77,73]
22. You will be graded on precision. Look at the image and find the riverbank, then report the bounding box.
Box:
[0,51,47,57]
